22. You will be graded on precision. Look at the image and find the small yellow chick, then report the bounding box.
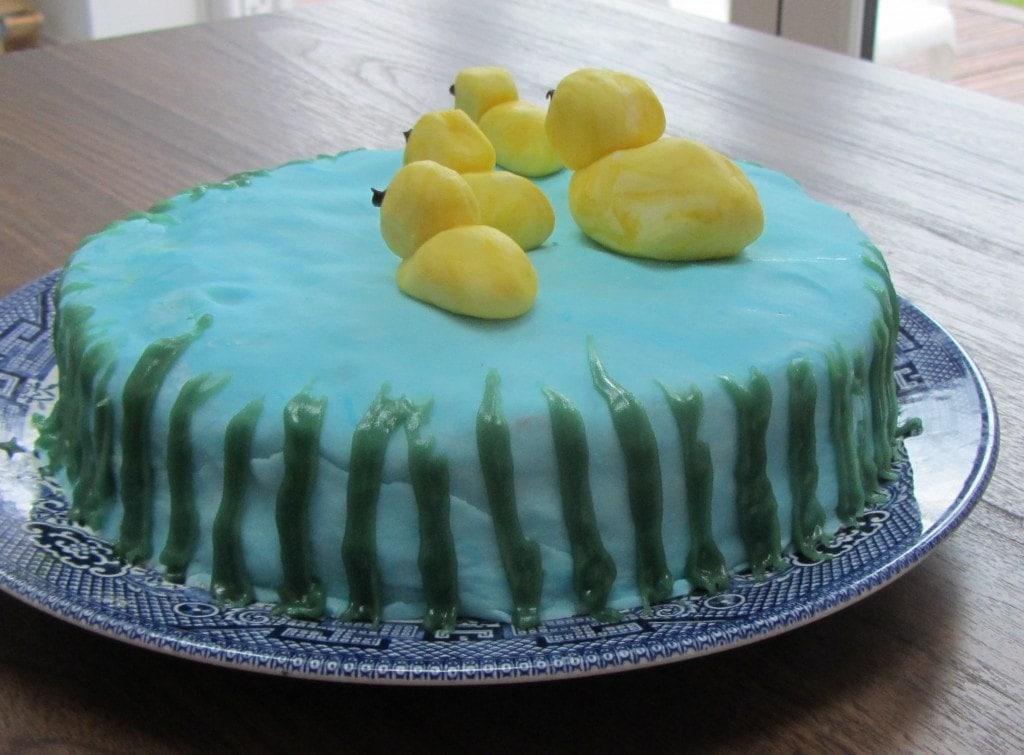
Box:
[450,66,519,122]
[403,109,496,174]
[452,66,564,178]
[461,170,555,251]
[376,161,538,319]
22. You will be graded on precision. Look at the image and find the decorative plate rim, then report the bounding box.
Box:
[0,272,999,685]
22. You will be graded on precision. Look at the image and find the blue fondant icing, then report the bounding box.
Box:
[54,148,892,623]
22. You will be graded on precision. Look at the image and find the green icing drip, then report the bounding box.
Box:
[588,341,672,609]
[477,370,543,630]
[118,314,212,564]
[66,341,114,518]
[826,345,866,524]
[542,387,618,621]
[73,366,117,530]
[341,386,409,626]
[274,389,328,619]
[720,368,784,578]
[862,245,908,479]
[37,303,94,479]
[210,397,263,606]
[868,291,900,481]
[160,374,229,583]
[405,403,460,634]
[660,384,729,593]
[861,242,900,334]
[65,342,113,522]
[852,353,886,505]
[786,360,829,561]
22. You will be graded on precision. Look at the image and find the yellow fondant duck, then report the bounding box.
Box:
[403,71,557,251]
[374,160,538,319]
[451,66,564,178]
[545,68,764,261]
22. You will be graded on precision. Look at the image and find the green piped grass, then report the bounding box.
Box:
[161,373,229,583]
[477,370,543,630]
[588,340,673,609]
[660,384,730,593]
[543,387,619,621]
[341,385,410,627]
[117,314,213,565]
[274,389,329,620]
[786,360,830,561]
[210,397,263,607]
[719,369,785,578]
[405,402,461,634]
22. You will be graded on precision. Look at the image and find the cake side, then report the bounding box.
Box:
[39,148,902,628]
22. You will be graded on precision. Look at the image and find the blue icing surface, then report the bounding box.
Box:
[59,148,889,623]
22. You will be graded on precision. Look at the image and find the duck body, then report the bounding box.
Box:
[568,137,764,262]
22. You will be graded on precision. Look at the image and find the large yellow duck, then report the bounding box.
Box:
[545,68,764,262]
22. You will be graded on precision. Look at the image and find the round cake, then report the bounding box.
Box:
[40,147,901,630]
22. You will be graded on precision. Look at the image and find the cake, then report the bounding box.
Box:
[37,72,903,633]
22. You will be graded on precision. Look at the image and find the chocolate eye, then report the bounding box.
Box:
[370,188,386,207]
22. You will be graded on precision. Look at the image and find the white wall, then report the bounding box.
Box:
[35,0,294,43]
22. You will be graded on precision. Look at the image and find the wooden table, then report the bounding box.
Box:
[1,1,1021,750]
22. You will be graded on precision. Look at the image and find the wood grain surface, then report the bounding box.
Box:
[1,1,1022,751]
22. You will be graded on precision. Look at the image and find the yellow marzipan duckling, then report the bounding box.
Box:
[452,66,564,178]
[403,109,496,174]
[377,158,480,259]
[396,225,538,320]
[450,66,519,123]
[545,68,763,261]
[478,100,564,178]
[461,170,555,251]
[376,161,538,319]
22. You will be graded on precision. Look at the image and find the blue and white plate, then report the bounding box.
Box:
[0,272,998,684]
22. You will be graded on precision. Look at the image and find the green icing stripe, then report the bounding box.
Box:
[67,341,115,523]
[118,315,212,564]
[41,303,94,480]
[274,389,328,619]
[661,384,729,593]
[543,387,618,620]
[160,374,229,583]
[210,397,263,606]
[64,341,108,517]
[341,386,409,626]
[869,317,894,480]
[74,366,117,531]
[720,369,784,578]
[827,345,866,524]
[852,353,884,504]
[869,289,900,480]
[588,341,672,609]
[861,242,900,334]
[786,360,829,561]
[405,403,460,634]
[862,244,905,476]
[477,370,543,630]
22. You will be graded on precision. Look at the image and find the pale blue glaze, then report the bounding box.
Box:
[59,149,887,623]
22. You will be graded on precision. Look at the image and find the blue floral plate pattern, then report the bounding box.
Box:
[0,272,998,684]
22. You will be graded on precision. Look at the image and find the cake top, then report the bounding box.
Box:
[63,148,880,466]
